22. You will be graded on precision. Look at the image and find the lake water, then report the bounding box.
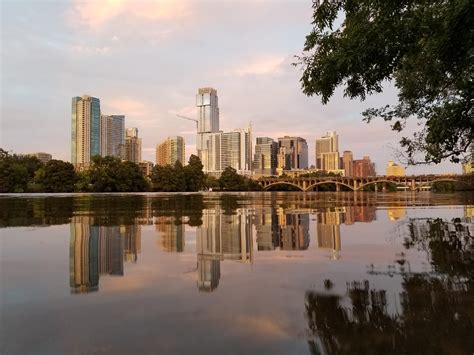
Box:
[1,192,473,355]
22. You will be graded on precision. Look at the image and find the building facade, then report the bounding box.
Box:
[29,152,52,163]
[100,115,125,158]
[315,131,339,171]
[353,156,376,177]
[121,127,142,163]
[342,150,353,177]
[277,136,308,173]
[253,137,278,176]
[386,160,405,176]
[71,95,101,167]
[196,88,220,173]
[156,136,185,166]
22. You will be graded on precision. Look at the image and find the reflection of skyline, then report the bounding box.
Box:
[254,209,310,251]
[196,208,253,292]
[156,216,185,252]
[316,206,376,257]
[69,217,141,294]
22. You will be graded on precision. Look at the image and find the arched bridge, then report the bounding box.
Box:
[258,175,459,192]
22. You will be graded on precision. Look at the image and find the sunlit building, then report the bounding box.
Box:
[353,156,376,177]
[71,95,101,168]
[342,150,353,176]
[100,115,124,158]
[121,127,142,163]
[253,137,278,177]
[315,131,339,170]
[316,208,343,256]
[195,87,252,176]
[277,136,308,172]
[156,136,185,166]
[386,160,405,176]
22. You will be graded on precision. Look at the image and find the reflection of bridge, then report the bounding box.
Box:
[258,175,459,192]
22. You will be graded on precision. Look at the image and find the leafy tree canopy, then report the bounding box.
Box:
[35,160,76,192]
[296,0,473,164]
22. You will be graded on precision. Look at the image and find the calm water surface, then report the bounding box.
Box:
[1,192,473,355]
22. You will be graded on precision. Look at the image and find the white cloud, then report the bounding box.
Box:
[231,55,287,76]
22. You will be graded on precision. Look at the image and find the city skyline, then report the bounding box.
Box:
[0,1,462,174]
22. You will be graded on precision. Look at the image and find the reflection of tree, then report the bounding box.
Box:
[305,218,474,354]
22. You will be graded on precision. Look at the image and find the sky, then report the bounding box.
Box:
[0,0,461,174]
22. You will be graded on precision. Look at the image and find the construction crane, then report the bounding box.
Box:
[176,114,198,132]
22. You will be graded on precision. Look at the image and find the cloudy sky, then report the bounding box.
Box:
[0,0,460,174]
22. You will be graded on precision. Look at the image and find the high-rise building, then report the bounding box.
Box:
[342,150,354,176]
[29,152,52,163]
[156,136,185,166]
[195,87,252,176]
[196,87,220,172]
[71,95,101,167]
[121,127,142,163]
[220,129,252,174]
[156,216,185,252]
[315,131,339,170]
[353,156,376,177]
[316,208,342,257]
[100,115,124,158]
[253,137,278,176]
[386,160,405,176]
[277,136,308,172]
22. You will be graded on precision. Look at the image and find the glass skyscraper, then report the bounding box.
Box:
[71,95,101,167]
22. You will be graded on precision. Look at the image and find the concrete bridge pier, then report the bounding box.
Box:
[336,184,340,192]
[382,183,387,193]
[374,183,378,193]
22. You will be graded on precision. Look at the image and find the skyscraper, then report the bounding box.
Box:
[156,136,185,166]
[342,150,354,176]
[315,131,339,170]
[196,87,220,172]
[195,87,252,176]
[121,127,142,163]
[253,137,278,176]
[100,115,125,158]
[277,136,308,172]
[71,95,101,167]
[220,128,252,174]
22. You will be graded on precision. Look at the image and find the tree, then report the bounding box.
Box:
[151,162,186,192]
[88,155,148,192]
[35,160,76,192]
[219,167,247,191]
[0,149,42,192]
[296,1,473,164]
[184,155,205,191]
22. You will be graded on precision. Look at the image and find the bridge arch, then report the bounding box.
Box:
[356,179,412,191]
[263,181,304,191]
[305,181,354,191]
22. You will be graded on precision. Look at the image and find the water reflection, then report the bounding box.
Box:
[305,216,474,354]
[69,217,141,293]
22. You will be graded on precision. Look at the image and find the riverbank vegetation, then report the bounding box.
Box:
[2,148,472,193]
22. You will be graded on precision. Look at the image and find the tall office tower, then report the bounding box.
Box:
[71,95,101,167]
[253,137,278,176]
[69,216,99,293]
[353,156,376,177]
[196,87,220,172]
[342,150,354,177]
[220,128,252,174]
[100,115,125,158]
[121,127,142,163]
[277,136,308,171]
[315,131,339,170]
[386,160,406,176]
[156,136,185,166]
